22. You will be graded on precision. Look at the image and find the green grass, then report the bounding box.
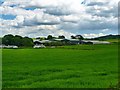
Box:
[2,44,118,88]
[106,39,120,43]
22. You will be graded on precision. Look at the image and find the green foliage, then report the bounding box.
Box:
[47,35,53,40]
[14,35,23,47]
[2,34,15,45]
[0,38,2,45]
[71,35,76,39]
[2,45,118,88]
[58,35,65,39]
[22,37,34,47]
[2,34,34,47]
[40,37,46,41]
[71,35,84,40]
[75,35,84,40]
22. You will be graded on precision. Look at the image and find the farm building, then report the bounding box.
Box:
[55,39,80,44]
[33,40,46,48]
[55,39,70,43]
[33,40,52,45]
[68,39,80,44]
[34,40,43,45]
[54,39,110,45]
[81,40,110,44]
[33,39,110,45]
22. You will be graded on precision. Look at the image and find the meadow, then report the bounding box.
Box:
[2,44,118,88]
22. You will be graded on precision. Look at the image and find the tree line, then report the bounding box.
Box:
[37,35,84,40]
[2,34,34,47]
[2,34,84,47]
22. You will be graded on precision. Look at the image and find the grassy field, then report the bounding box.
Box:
[2,44,118,88]
[106,39,120,43]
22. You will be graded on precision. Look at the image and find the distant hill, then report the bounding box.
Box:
[91,35,120,40]
[88,35,120,43]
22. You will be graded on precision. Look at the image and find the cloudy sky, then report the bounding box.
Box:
[0,0,118,38]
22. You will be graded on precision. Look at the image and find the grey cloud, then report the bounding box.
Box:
[78,21,117,30]
[23,21,60,26]
[60,17,78,23]
[44,7,71,16]
[14,21,60,28]
[86,6,118,18]
[86,2,108,6]
[59,17,117,32]
[82,0,109,6]
[1,0,118,38]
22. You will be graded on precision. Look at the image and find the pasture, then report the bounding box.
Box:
[2,44,118,88]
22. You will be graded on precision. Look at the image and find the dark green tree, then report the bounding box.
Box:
[14,35,23,46]
[47,35,53,40]
[2,34,34,47]
[0,38,2,45]
[71,35,76,39]
[2,34,15,45]
[58,35,65,39]
[22,37,34,47]
[76,35,84,40]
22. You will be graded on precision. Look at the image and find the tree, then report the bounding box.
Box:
[14,35,23,46]
[0,38,2,45]
[22,37,34,47]
[2,34,34,47]
[58,35,65,39]
[71,35,84,40]
[2,34,15,45]
[71,35,76,39]
[40,37,46,41]
[47,35,53,40]
[75,35,84,40]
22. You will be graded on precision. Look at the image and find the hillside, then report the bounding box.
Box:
[92,35,120,40]
[90,35,120,43]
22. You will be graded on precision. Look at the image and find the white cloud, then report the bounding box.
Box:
[83,33,106,38]
[0,0,118,38]
[61,15,80,23]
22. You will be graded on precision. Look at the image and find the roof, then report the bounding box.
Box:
[81,40,110,44]
[54,39,64,41]
[34,40,52,43]
[68,39,79,41]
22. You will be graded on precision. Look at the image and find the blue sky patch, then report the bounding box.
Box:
[24,7,37,10]
[0,14,16,20]
[10,4,18,7]
[0,0,4,5]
